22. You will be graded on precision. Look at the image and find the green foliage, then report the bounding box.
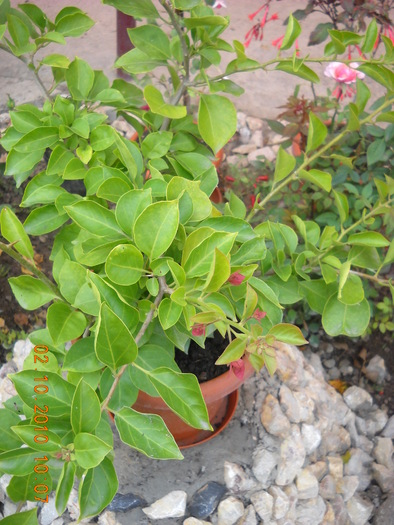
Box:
[0,0,392,521]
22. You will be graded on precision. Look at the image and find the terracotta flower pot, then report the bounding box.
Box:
[132,357,255,448]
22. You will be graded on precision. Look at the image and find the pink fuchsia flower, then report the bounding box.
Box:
[252,308,267,321]
[228,272,245,286]
[272,34,284,49]
[256,175,269,182]
[230,359,245,380]
[192,323,206,337]
[248,4,267,21]
[212,0,227,8]
[324,62,365,84]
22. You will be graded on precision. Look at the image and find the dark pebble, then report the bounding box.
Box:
[107,492,146,512]
[188,481,227,519]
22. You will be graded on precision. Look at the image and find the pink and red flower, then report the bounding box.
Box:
[191,323,206,337]
[228,272,245,286]
[324,62,365,84]
[230,358,245,380]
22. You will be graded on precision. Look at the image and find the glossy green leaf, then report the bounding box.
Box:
[55,11,94,37]
[134,200,179,259]
[128,24,171,59]
[280,14,301,50]
[47,302,87,345]
[115,189,152,236]
[299,168,331,192]
[95,303,138,370]
[5,148,44,177]
[339,274,364,305]
[322,295,370,337]
[144,85,186,119]
[105,244,144,285]
[0,409,23,451]
[10,425,61,452]
[0,447,37,476]
[13,127,58,153]
[65,201,124,239]
[115,48,165,74]
[100,365,138,412]
[66,57,95,100]
[78,457,118,520]
[0,508,38,525]
[7,470,51,502]
[8,275,57,310]
[299,279,336,314]
[55,462,76,515]
[148,367,211,430]
[158,298,183,330]
[103,0,159,18]
[267,323,307,345]
[183,231,236,278]
[23,205,68,235]
[274,146,296,183]
[115,407,182,459]
[198,94,237,154]
[333,190,349,223]
[90,125,115,151]
[0,207,34,259]
[306,113,327,153]
[275,61,320,83]
[74,432,111,469]
[141,131,173,159]
[347,232,389,248]
[216,338,247,365]
[71,379,101,434]
[204,248,231,293]
[63,337,104,373]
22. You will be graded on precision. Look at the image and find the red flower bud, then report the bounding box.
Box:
[192,324,206,337]
[230,359,245,380]
[256,175,269,182]
[228,272,245,286]
[225,175,235,182]
[252,308,267,321]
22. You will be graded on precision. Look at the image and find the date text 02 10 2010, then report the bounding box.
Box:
[33,344,50,503]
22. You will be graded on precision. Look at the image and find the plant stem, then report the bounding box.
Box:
[0,240,60,297]
[100,276,168,413]
[160,0,189,78]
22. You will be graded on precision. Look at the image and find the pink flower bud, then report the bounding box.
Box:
[252,308,267,321]
[230,359,245,380]
[228,272,245,286]
[192,323,206,337]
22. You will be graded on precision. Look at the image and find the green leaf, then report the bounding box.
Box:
[105,244,144,285]
[115,189,152,236]
[299,279,335,314]
[63,337,104,373]
[5,148,44,177]
[339,274,364,305]
[198,94,237,154]
[78,457,118,520]
[103,0,159,18]
[41,53,70,68]
[128,24,171,59]
[355,78,371,113]
[55,11,94,37]
[115,48,165,74]
[65,200,124,238]
[0,447,37,476]
[24,205,68,235]
[71,379,101,434]
[183,231,236,278]
[13,127,58,153]
[134,200,179,259]
[174,0,201,9]
[66,57,95,100]
[55,462,76,515]
[299,168,331,192]
[0,207,34,259]
[333,190,349,223]
[306,113,327,153]
[7,471,51,502]
[0,409,23,451]
[267,323,307,345]
[74,432,111,469]
[0,508,38,525]
[367,139,386,167]
[148,367,211,430]
[274,146,296,183]
[141,131,173,159]
[358,63,394,90]
[184,15,228,29]
[347,232,389,248]
[115,407,182,459]
[100,365,138,411]
[144,86,186,119]
[47,302,87,345]
[216,338,247,365]
[349,245,381,271]
[47,145,74,175]
[275,61,320,83]
[10,425,61,452]
[280,14,301,50]
[322,295,370,337]
[90,125,115,151]
[8,276,57,310]
[204,248,231,293]
[95,303,138,370]
[158,298,182,330]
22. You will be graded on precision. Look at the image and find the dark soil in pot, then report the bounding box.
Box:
[175,332,229,383]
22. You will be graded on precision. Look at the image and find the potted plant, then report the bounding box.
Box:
[0,0,392,522]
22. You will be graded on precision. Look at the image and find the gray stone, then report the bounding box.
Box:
[366,409,389,435]
[373,437,393,467]
[322,502,336,524]
[373,493,394,525]
[252,447,278,486]
[276,426,306,486]
[184,519,211,525]
[224,462,257,493]
[275,344,306,389]
[142,491,187,519]
[246,116,263,131]
[319,475,337,500]
[280,385,302,423]
[251,130,263,148]
[337,476,359,502]
[250,491,273,522]
[283,483,298,521]
[188,481,226,519]
[346,494,373,525]
[381,415,394,438]
[365,355,386,383]
[238,505,257,525]
[237,111,247,128]
[323,358,336,369]
[308,461,328,481]
[371,462,394,493]
[331,495,348,525]
[239,126,251,144]
[217,496,244,525]
[232,143,257,155]
[226,154,249,168]
[322,425,351,454]
[261,394,291,438]
[293,391,314,422]
[98,512,120,525]
[248,146,276,164]
[39,496,59,525]
[308,354,326,378]
[296,468,319,500]
[295,495,326,525]
[343,386,373,412]
[327,456,343,480]
[344,449,373,491]
[269,486,289,520]
[328,367,341,380]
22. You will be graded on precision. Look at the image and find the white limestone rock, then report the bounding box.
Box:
[337,476,359,502]
[269,486,289,520]
[246,116,263,131]
[319,475,336,500]
[224,461,257,492]
[238,504,257,525]
[373,437,393,467]
[365,355,386,383]
[217,496,244,525]
[381,414,394,438]
[296,468,319,499]
[252,447,278,487]
[346,494,374,525]
[39,496,59,525]
[142,491,187,519]
[250,490,273,522]
[295,495,326,525]
[261,394,291,438]
[248,147,276,164]
[232,144,257,155]
[280,385,302,423]
[343,386,373,412]
[301,424,322,454]
[371,462,394,493]
[276,426,306,486]
[183,519,211,525]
